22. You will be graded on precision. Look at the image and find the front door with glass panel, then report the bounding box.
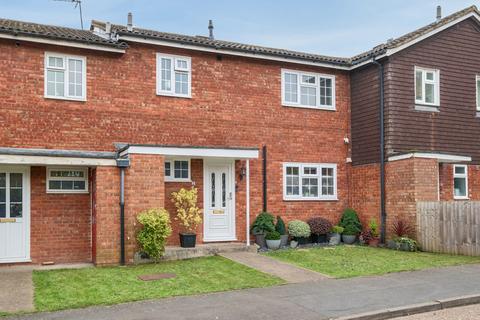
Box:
[0,167,30,263]
[204,160,235,241]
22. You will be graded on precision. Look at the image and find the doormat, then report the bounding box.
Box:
[138,273,176,281]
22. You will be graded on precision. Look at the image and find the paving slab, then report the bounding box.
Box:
[0,269,34,313]
[219,251,329,283]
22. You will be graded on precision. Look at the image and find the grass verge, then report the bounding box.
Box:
[33,256,283,312]
[265,245,480,278]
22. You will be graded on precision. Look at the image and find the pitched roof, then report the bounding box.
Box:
[351,5,480,65]
[0,18,127,50]
[91,20,350,67]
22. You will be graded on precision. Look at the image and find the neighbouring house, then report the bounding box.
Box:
[0,5,479,265]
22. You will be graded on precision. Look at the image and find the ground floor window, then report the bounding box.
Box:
[47,167,88,193]
[165,159,190,182]
[283,162,337,200]
[453,164,468,199]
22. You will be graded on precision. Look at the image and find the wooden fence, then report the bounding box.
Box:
[417,201,480,256]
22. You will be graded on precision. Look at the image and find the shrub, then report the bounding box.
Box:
[331,225,344,234]
[392,219,414,238]
[339,208,362,235]
[395,237,418,252]
[307,217,333,235]
[369,218,379,238]
[250,212,275,235]
[288,220,311,238]
[137,208,172,260]
[171,187,202,233]
[265,231,281,240]
[275,216,287,235]
[359,229,373,244]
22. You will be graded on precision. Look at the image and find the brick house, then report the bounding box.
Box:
[0,6,479,265]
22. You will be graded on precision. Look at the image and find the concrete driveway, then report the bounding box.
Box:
[0,269,34,313]
[6,264,480,320]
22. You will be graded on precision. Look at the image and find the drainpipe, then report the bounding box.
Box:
[116,158,130,265]
[262,145,267,212]
[371,58,386,244]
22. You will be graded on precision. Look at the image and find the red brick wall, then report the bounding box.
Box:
[1,38,351,262]
[350,163,381,227]
[30,166,91,264]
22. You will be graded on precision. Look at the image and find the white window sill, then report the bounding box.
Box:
[46,190,89,194]
[156,92,192,99]
[476,111,480,118]
[44,95,86,102]
[282,103,336,111]
[415,104,439,112]
[165,179,192,183]
[454,196,469,200]
[283,197,338,202]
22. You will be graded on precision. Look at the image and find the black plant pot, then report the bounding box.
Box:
[317,234,328,243]
[310,234,319,243]
[179,233,197,248]
[296,237,309,245]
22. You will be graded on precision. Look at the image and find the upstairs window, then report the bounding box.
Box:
[44,53,86,101]
[47,168,88,193]
[157,53,191,98]
[282,69,335,110]
[453,165,468,199]
[165,159,190,182]
[283,163,337,201]
[415,67,439,106]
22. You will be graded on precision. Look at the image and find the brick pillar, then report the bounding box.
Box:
[385,157,438,238]
[94,166,120,265]
[124,154,165,264]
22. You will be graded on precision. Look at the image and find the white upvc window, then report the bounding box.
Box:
[157,53,191,98]
[453,165,468,199]
[47,167,88,193]
[283,163,337,201]
[415,67,440,106]
[476,75,480,112]
[165,159,191,182]
[44,52,86,101]
[281,69,335,110]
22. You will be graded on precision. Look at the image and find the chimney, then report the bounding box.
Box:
[105,22,112,35]
[208,20,214,40]
[436,5,442,22]
[127,12,133,31]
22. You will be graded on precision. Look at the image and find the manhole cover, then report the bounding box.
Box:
[138,273,176,281]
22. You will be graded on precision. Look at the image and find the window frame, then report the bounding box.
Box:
[476,75,480,112]
[44,52,87,101]
[164,158,191,182]
[414,66,440,107]
[453,164,468,200]
[156,53,192,98]
[282,162,337,201]
[281,69,336,111]
[46,167,89,194]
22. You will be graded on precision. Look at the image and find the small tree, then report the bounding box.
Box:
[275,216,287,235]
[137,208,172,260]
[339,208,362,235]
[171,187,202,234]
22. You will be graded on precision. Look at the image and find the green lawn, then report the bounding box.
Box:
[33,256,283,312]
[265,245,480,278]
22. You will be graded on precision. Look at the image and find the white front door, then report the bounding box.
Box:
[0,167,30,263]
[203,160,236,241]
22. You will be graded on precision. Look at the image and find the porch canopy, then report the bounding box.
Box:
[119,144,260,246]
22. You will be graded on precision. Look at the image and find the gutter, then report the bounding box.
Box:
[371,57,387,243]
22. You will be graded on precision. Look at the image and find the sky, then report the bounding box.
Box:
[1,0,479,57]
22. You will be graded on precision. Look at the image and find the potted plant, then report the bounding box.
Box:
[339,208,362,244]
[329,225,343,245]
[265,231,282,250]
[171,187,202,248]
[287,220,311,245]
[307,217,332,243]
[368,218,380,247]
[388,218,414,249]
[275,216,288,247]
[250,212,275,249]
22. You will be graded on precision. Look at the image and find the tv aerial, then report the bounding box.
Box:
[53,0,84,29]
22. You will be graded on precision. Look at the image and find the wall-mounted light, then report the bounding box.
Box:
[239,166,247,180]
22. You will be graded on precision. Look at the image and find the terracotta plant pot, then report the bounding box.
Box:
[179,233,196,248]
[369,238,380,247]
